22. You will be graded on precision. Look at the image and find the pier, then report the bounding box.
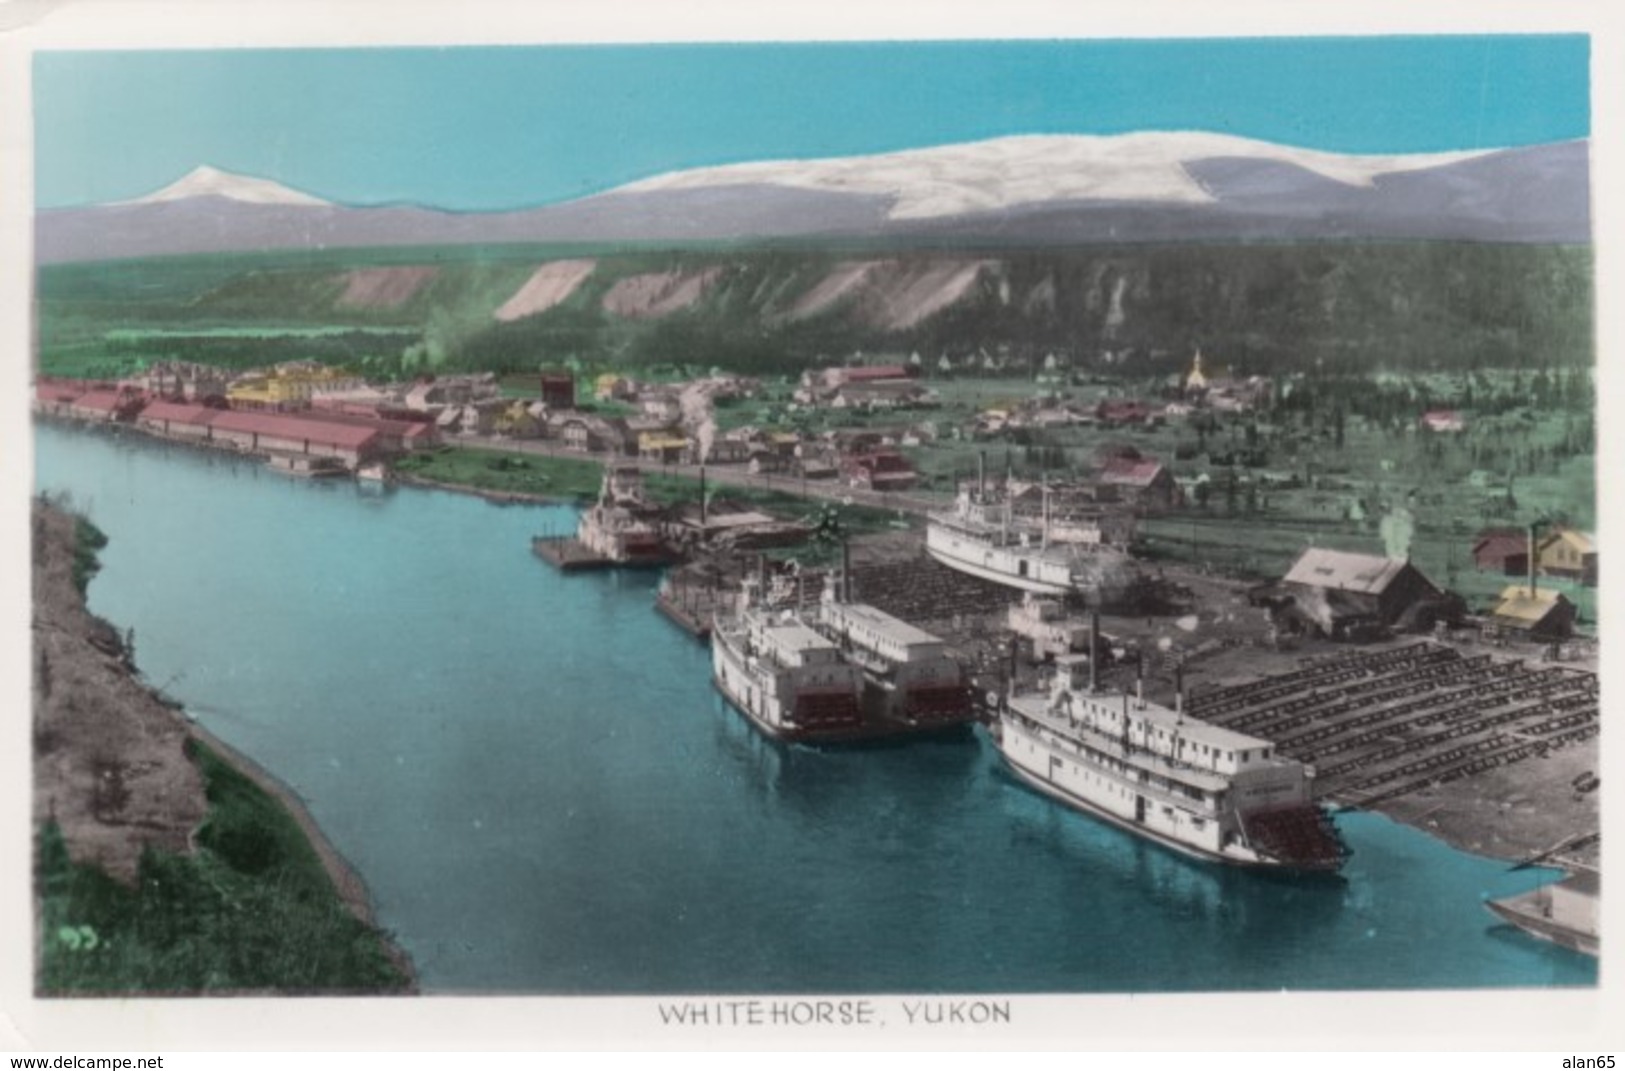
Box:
[531,534,621,572]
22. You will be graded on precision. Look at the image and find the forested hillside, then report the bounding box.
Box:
[37,241,1593,381]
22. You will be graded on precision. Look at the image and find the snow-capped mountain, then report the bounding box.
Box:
[120,165,330,208]
[617,132,1495,220]
[37,133,1588,264]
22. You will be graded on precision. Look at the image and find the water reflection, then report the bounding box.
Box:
[993,755,1347,940]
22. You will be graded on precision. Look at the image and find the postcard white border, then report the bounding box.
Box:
[2,0,1620,1052]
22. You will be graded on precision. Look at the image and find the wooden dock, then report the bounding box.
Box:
[655,592,712,640]
[531,535,618,572]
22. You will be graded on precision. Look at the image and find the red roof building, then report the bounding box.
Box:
[34,381,83,416]
[1471,528,1532,576]
[208,410,382,463]
[36,381,82,404]
[1097,456,1180,510]
[67,390,145,423]
[136,401,219,438]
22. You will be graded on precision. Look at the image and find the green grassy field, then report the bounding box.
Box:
[394,445,605,499]
[36,739,410,995]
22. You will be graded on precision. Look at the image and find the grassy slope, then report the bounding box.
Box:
[37,737,410,995]
[35,502,410,995]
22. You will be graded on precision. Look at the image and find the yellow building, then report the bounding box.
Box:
[638,432,690,464]
[495,400,544,439]
[1536,528,1598,587]
[595,373,637,402]
[227,362,364,411]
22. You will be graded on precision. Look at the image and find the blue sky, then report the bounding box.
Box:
[34,36,1589,211]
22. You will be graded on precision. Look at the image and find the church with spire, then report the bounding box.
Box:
[1183,347,1210,395]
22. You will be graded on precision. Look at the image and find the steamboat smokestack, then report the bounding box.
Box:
[1175,664,1185,721]
[1088,612,1100,693]
[978,451,987,499]
[1136,653,1145,709]
[699,465,707,526]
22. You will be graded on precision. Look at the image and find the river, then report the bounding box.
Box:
[33,422,1596,993]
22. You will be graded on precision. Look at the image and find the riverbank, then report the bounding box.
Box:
[393,470,572,507]
[31,495,415,994]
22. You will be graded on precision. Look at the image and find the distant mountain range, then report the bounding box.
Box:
[35,132,1590,264]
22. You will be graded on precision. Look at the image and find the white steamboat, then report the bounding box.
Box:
[711,576,866,743]
[577,464,671,566]
[996,627,1346,872]
[926,469,1132,598]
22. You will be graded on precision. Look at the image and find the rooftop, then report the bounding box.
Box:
[1098,457,1166,485]
[210,410,381,449]
[140,400,218,423]
[1283,547,1415,595]
[1492,585,1572,624]
[1540,528,1597,555]
[823,600,942,648]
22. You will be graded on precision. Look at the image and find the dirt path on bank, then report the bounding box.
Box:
[32,501,206,882]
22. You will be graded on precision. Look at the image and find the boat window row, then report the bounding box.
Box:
[1028,724,1215,811]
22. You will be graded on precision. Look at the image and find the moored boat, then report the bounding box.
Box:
[711,589,866,743]
[995,626,1347,872]
[926,471,1133,599]
[814,572,974,730]
[1485,869,1599,956]
[577,464,673,566]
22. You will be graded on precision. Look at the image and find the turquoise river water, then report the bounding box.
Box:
[34,422,1596,993]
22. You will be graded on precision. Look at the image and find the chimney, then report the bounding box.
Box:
[1088,612,1100,693]
[1528,523,1538,598]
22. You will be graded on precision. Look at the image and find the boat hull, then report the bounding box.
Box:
[1485,898,1600,957]
[712,675,897,746]
[996,738,1341,874]
[711,627,969,746]
[925,542,1074,595]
